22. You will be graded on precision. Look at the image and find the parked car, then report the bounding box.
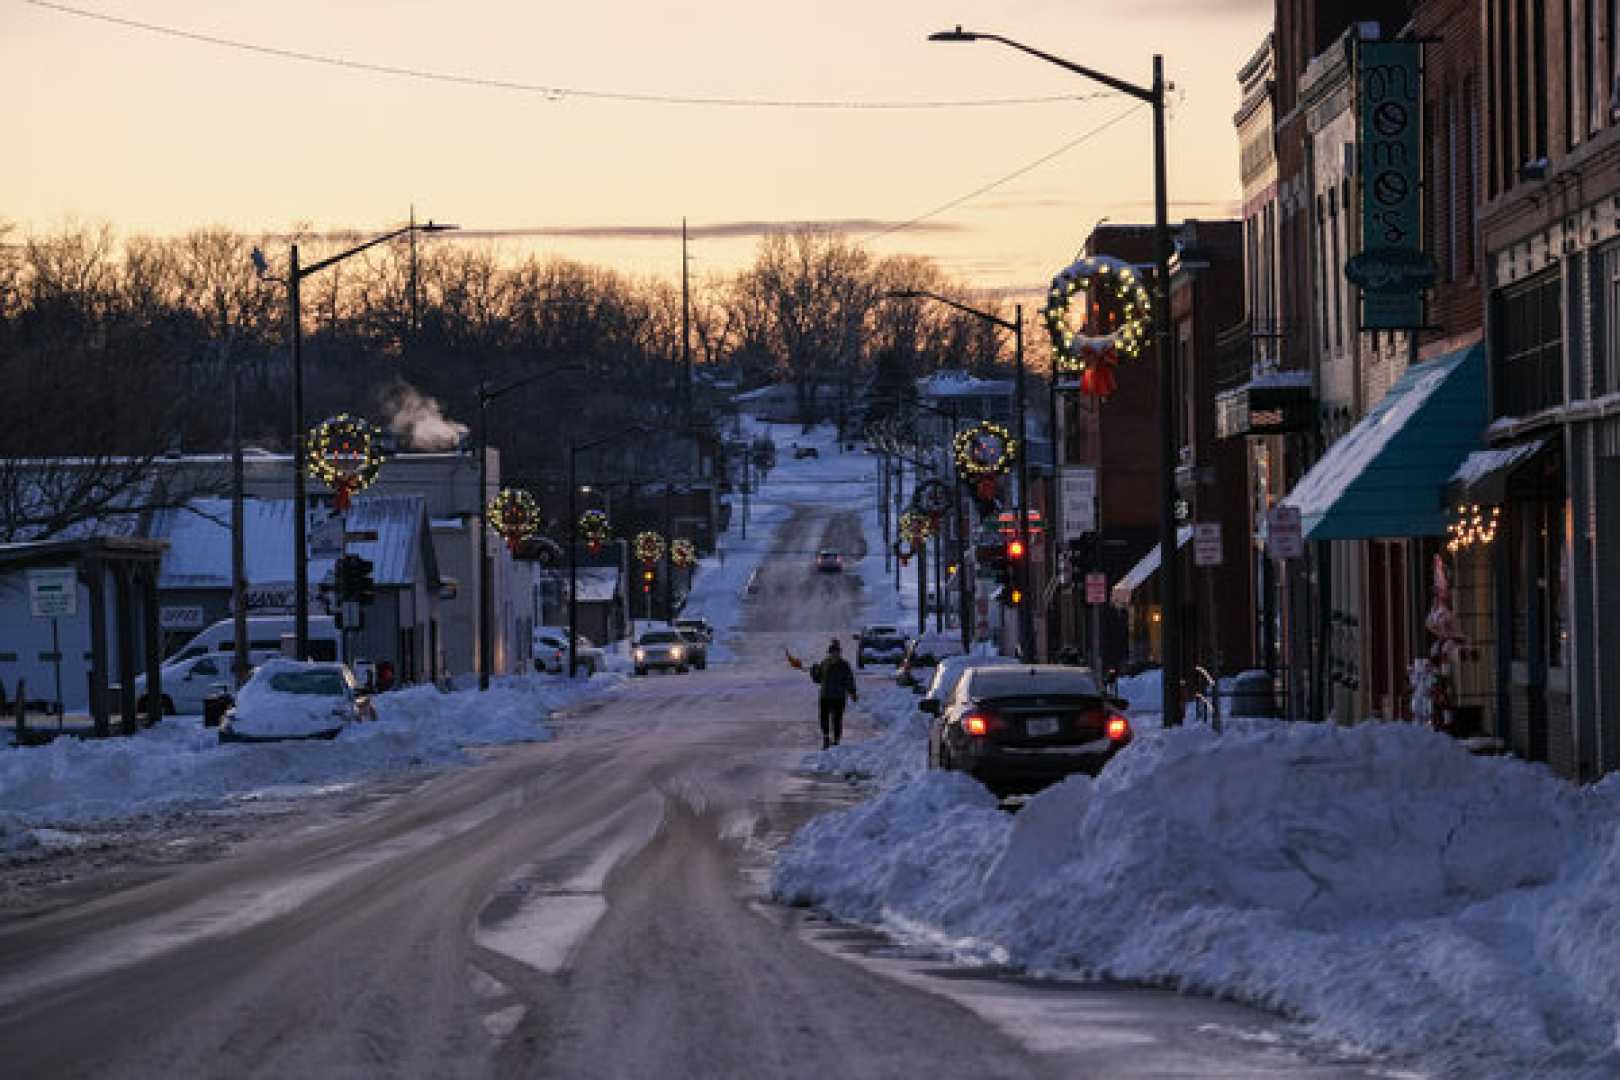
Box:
[919,653,1017,715]
[533,628,605,674]
[672,617,714,643]
[219,660,373,743]
[133,653,234,715]
[926,665,1132,796]
[634,629,694,675]
[792,445,819,459]
[815,548,842,573]
[676,629,708,670]
[896,630,967,688]
[856,625,908,668]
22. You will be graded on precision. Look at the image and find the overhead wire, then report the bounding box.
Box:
[22,0,1118,111]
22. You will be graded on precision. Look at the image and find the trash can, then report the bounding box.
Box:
[1224,670,1280,719]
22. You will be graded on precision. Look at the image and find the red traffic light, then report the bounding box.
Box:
[1006,539,1026,559]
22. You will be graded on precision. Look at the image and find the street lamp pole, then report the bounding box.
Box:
[568,426,650,678]
[886,289,1032,660]
[253,220,457,660]
[929,27,1179,721]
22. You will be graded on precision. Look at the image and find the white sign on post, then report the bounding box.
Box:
[1060,467,1098,539]
[28,568,77,618]
[1267,505,1304,560]
[1193,523,1223,567]
[160,605,205,630]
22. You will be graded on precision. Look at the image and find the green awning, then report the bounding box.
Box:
[1281,344,1486,540]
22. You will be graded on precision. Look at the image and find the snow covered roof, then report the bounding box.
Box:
[1245,369,1312,391]
[916,371,1015,398]
[1448,439,1546,493]
[1281,345,1485,540]
[148,495,437,590]
[1110,528,1193,608]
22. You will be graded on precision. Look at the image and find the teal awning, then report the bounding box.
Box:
[1282,345,1486,540]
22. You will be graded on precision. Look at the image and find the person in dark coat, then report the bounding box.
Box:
[809,638,858,749]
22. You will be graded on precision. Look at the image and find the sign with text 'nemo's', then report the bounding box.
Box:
[1357,40,1426,330]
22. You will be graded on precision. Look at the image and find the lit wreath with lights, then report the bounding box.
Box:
[634,531,666,565]
[899,509,935,546]
[953,421,1017,479]
[913,479,951,519]
[670,538,697,569]
[307,413,384,511]
[487,488,541,553]
[1043,253,1152,398]
[579,510,611,554]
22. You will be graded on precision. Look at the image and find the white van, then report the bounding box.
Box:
[167,616,344,666]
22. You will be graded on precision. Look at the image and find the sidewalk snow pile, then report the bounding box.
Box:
[800,681,930,788]
[773,720,1620,1079]
[0,673,612,854]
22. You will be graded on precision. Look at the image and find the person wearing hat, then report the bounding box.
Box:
[807,637,858,749]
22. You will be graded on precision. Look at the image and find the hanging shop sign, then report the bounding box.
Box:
[1356,39,1431,330]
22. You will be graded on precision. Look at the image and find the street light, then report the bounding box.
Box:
[887,289,1032,660]
[476,363,590,690]
[252,219,458,659]
[929,27,1179,725]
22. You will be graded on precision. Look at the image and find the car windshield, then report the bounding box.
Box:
[641,632,681,644]
[265,670,347,696]
[866,627,899,637]
[967,669,1101,699]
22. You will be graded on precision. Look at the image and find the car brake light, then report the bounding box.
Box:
[963,713,992,736]
[1106,714,1131,741]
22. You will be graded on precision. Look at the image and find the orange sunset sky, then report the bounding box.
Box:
[7,0,1272,296]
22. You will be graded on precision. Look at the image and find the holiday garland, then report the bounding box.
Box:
[634,531,666,565]
[1043,253,1152,398]
[307,413,385,511]
[487,488,541,553]
[579,509,611,554]
[670,538,697,569]
[899,509,935,545]
[953,421,1017,478]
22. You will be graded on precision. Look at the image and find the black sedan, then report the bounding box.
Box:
[925,665,1132,796]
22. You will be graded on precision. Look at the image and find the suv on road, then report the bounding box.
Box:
[856,625,908,668]
[815,548,842,573]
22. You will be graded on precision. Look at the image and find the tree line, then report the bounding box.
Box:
[0,220,1028,540]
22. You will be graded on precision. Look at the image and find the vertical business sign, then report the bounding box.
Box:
[1060,467,1098,540]
[1356,40,1427,330]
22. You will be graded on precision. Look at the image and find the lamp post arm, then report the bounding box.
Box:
[972,33,1155,103]
[894,289,1016,333]
[299,225,417,279]
[481,363,592,406]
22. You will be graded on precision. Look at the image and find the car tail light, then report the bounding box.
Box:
[963,712,999,736]
[1106,714,1131,741]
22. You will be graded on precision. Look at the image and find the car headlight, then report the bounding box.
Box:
[671,647,684,659]
[635,649,646,661]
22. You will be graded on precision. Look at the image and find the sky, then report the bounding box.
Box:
[5,0,1272,297]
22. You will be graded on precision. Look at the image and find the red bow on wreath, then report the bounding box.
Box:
[974,476,1000,504]
[1081,358,1118,399]
[331,477,360,512]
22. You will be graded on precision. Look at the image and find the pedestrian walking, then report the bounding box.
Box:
[790,638,858,749]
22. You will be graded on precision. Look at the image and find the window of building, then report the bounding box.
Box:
[1589,0,1604,135]
[1316,194,1330,352]
[1448,92,1461,282]
[1535,0,1550,162]
[1465,78,1479,276]
[1568,0,1580,150]
[1493,270,1565,418]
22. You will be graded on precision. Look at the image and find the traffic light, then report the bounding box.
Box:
[1008,587,1024,606]
[642,568,655,594]
[1006,538,1026,561]
[334,554,375,604]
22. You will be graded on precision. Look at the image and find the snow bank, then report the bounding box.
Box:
[0,674,615,848]
[772,721,1620,1079]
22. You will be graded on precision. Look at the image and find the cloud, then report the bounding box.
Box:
[444,219,964,241]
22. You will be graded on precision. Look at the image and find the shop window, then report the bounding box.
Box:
[1493,271,1564,418]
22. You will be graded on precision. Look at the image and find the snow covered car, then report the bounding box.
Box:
[855,625,908,668]
[533,628,604,674]
[218,660,373,744]
[919,653,1017,714]
[792,445,819,459]
[633,629,694,675]
[926,665,1132,796]
[896,630,967,688]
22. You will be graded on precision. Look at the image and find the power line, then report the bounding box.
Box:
[23,1,1119,111]
[864,103,1147,241]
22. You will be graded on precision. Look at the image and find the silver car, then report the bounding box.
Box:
[634,629,693,675]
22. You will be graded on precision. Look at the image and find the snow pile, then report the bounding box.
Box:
[0,674,614,847]
[773,721,1620,1079]
[800,682,931,788]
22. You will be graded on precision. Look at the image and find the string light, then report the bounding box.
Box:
[487,489,541,553]
[1042,253,1153,399]
[1446,503,1501,552]
[634,531,666,565]
[578,510,611,554]
[307,413,384,511]
[953,421,1018,478]
[899,510,935,545]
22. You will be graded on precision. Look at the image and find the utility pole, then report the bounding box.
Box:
[227,324,248,688]
[288,243,309,661]
[682,218,692,419]
[409,205,419,338]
